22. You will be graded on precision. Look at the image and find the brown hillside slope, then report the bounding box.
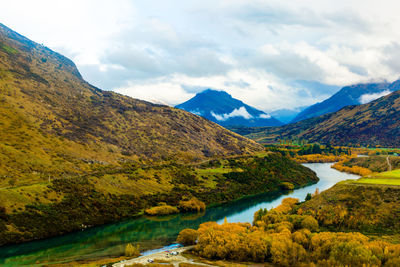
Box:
[245,85,400,147]
[0,23,262,188]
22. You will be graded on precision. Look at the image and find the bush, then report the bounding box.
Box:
[125,243,140,257]
[274,197,299,214]
[177,228,198,245]
[178,197,206,212]
[280,182,294,190]
[301,216,319,232]
[145,205,179,216]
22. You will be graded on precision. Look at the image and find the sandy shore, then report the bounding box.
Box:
[113,245,215,267]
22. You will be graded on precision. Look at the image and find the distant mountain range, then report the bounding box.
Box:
[244,87,400,147]
[292,80,400,123]
[175,89,283,127]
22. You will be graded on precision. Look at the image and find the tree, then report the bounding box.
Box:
[177,229,199,245]
[125,243,140,257]
[301,216,319,232]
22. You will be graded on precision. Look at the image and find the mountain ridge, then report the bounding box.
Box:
[292,80,400,123]
[176,89,283,127]
[0,22,263,186]
[245,88,400,147]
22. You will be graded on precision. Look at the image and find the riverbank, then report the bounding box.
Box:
[0,162,352,266]
[112,246,208,267]
[0,153,317,249]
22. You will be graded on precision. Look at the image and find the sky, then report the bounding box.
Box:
[1,0,400,112]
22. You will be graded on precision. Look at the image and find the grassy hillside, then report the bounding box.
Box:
[0,22,263,189]
[354,169,400,185]
[0,153,318,246]
[242,89,400,147]
[299,181,400,234]
[0,24,320,246]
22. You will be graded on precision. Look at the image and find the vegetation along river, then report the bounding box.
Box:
[0,163,360,266]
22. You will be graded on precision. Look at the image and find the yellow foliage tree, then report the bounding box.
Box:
[125,243,140,257]
[177,229,198,245]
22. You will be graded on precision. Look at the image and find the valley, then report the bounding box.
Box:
[173,160,400,267]
[1,6,400,267]
[0,22,319,253]
[0,162,357,266]
[240,89,400,147]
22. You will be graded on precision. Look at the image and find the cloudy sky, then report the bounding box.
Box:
[1,0,400,111]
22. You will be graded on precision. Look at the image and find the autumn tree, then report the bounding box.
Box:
[177,229,198,245]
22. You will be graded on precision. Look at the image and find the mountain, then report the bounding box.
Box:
[0,24,320,246]
[245,88,400,147]
[291,81,400,123]
[175,89,283,127]
[0,22,264,182]
[269,107,307,124]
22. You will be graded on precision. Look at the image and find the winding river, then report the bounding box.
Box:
[0,163,360,266]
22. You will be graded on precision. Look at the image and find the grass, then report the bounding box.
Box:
[196,167,237,174]
[0,183,63,212]
[353,178,400,186]
[352,169,400,185]
[374,169,400,178]
[0,43,18,54]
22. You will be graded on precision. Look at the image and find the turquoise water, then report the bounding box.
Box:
[0,163,359,266]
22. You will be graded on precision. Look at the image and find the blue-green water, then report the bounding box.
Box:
[0,163,359,266]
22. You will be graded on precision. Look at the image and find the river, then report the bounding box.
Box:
[0,163,360,266]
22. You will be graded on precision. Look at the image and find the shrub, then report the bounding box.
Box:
[280,182,294,190]
[125,243,140,257]
[178,197,206,212]
[274,197,299,214]
[177,228,199,245]
[301,216,319,232]
[145,205,179,216]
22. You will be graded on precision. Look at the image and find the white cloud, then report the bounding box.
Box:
[189,109,203,116]
[211,107,253,121]
[115,69,321,110]
[359,90,392,104]
[1,0,400,110]
[259,113,271,119]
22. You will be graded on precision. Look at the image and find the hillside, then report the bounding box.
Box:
[0,24,320,246]
[175,89,282,127]
[292,80,400,123]
[244,89,400,147]
[0,23,265,188]
[178,180,400,266]
[299,180,400,234]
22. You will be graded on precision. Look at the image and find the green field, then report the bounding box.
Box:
[374,169,400,178]
[354,178,400,185]
[353,169,400,185]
